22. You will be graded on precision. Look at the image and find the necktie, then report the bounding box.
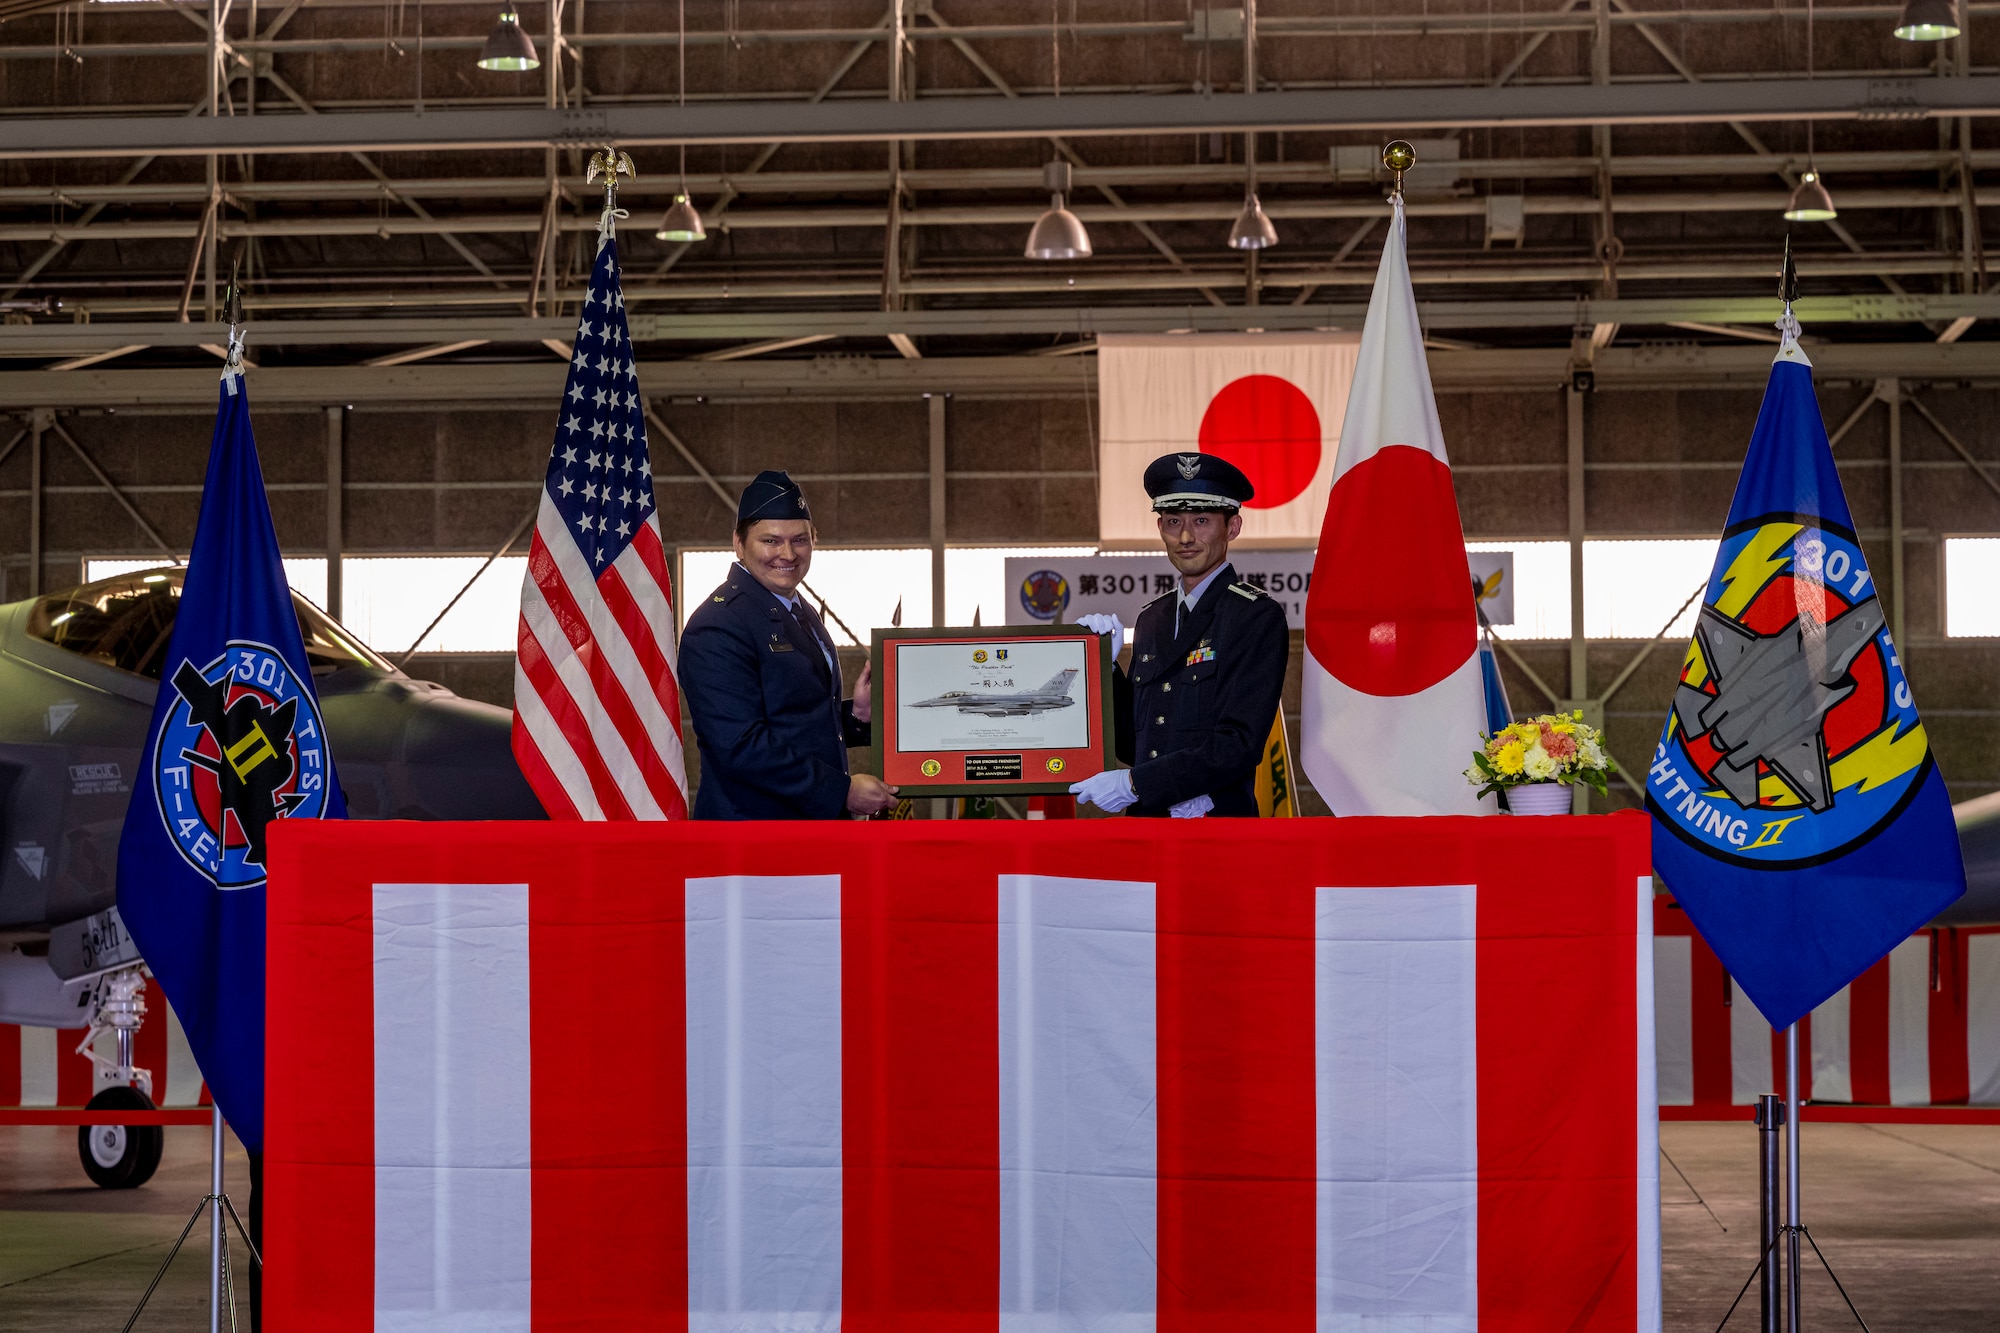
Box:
[793,600,838,693]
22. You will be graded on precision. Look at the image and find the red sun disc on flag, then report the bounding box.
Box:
[1197,374,1322,509]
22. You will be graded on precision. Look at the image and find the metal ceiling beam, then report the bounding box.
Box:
[8,342,2000,409]
[607,254,1988,301]
[9,77,1999,160]
[8,150,2000,207]
[6,293,1998,356]
[16,250,1986,320]
[11,187,1975,244]
[9,4,2000,58]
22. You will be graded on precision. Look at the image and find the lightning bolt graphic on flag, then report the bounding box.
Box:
[1299,196,1492,816]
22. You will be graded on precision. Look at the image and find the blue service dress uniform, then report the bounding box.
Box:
[679,562,870,820]
[1112,562,1288,817]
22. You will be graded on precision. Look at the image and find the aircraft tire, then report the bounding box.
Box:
[77,1085,165,1189]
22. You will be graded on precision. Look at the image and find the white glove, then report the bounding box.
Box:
[1077,613,1125,640]
[1069,769,1137,813]
[1168,794,1214,819]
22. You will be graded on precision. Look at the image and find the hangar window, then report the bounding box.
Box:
[677,546,1108,639]
[1467,539,1717,641]
[87,556,328,608]
[945,547,1101,628]
[338,556,529,655]
[39,565,388,679]
[1945,538,2000,636]
[86,555,525,656]
[679,548,934,640]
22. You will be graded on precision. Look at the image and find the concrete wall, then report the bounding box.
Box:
[2,380,1995,811]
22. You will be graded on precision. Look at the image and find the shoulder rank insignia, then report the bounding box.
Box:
[1228,580,1267,600]
[1185,644,1216,666]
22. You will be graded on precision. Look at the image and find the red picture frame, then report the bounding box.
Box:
[866,624,1119,796]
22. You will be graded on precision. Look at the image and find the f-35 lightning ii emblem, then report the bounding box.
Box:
[153,641,331,889]
[1674,599,1884,814]
[1651,519,1931,870]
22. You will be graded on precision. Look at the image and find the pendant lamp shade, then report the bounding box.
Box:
[1025,160,1092,260]
[1026,200,1093,260]
[1782,171,1838,223]
[1227,191,1279,251]
[1893,0,1961,40]
[656,193,706,243]
[477,5,540,71]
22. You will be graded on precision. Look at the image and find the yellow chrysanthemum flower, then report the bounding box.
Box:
[1495,740,1526,774]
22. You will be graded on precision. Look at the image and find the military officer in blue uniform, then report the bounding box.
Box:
[1068,453,1288,818]
[679,471,900,820]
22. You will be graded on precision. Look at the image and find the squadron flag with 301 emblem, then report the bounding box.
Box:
[115,341,347,1154]
[1648,315,1965,1030]
[511,231,689,820]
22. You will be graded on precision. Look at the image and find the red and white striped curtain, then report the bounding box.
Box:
[264,815,1659,1330]
[1653,898,2000,1108]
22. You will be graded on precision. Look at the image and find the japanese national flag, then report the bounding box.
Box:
[1300,199,1492,816]
[1097,333,1359,548]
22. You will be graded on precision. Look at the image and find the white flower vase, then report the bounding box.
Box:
[1508,782,1572,816]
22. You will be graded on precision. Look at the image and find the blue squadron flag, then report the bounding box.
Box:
[116,342,346,1152]
[1648,314,1964,1030]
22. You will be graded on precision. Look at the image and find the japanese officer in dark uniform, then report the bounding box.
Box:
[679,471,900,820]
[1067,453,1288,817]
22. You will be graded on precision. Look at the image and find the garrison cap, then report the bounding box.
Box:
[737,469,812,525]
[1144,452,1255,513]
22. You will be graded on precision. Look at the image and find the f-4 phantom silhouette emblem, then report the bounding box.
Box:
[154,641,331,888]
[1673,600,1885,813]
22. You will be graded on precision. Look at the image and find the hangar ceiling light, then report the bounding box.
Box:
[1025,160,1092,261]
[1227,191,1278,251]
[1893,0,1962,40]
[655,0,707,245]
[476,5,540,72]
[657,194,706,243]
[1783,170,1839,222]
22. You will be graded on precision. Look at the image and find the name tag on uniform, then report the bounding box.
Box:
[1185,645,1215,666]
[768,637,795,653]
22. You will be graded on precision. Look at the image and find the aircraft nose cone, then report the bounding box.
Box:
[321,676,546,820]
[396,691,547,820]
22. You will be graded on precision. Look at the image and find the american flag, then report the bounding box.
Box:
[511,235,689,820]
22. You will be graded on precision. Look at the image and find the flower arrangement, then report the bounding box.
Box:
[1465,711,1616,798]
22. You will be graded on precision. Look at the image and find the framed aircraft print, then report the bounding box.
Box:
[867,624,1120,797]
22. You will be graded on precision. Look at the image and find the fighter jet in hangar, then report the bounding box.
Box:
[912,668,1080,717]
[0,566,545,1186]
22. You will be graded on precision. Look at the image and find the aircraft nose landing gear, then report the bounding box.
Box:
[79,1084,164,1189]
[73,965,163,1189]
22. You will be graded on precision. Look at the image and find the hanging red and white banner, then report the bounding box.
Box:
[266,815,1658,1332]
[1653,898,2000,1108]
[1096,332,1359,549]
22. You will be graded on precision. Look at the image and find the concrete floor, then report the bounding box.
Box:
[1,1120,1995,1329]
[1661,1121,2000,1331]
[0,1124,253,1331]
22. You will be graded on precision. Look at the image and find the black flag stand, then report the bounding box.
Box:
[1710,1031,1873,1333]
[120,1106,262,1333]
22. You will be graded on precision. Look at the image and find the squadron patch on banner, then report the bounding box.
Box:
[154,640,332,889]
[1650,516,1930,870]
[1018,569,1070,622]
